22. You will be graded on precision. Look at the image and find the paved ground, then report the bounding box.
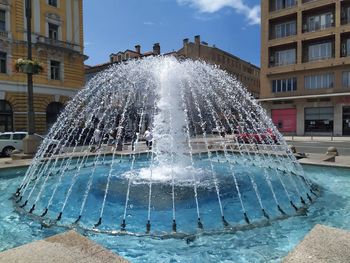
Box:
[0,230,129,263]
[286,140,350,156]
[283,224,350,263]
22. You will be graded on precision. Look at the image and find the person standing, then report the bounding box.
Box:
[144,129,153,149]
[91,126,102,152]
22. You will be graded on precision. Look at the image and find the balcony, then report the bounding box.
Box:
[302,22,334,33]
[269,44,297,67]
[36,36,80,52]
[269,0,297,12]
[269,14,297,40]
[302,11,335,33]
[302,0,317,4]
[341,35,350,58]
[341,7,350,25]
[302,39,335,63]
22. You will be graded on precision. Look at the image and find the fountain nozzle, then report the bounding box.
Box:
[290,201,298,212]
[121,219,126,231]
[197,218,203,229]
[57,212,62,221]
[244,212,250,224]
[16,196,23,203]
[74,215,81,224]
[40,208,48,217]
[146,220,151,233]
[172,220,177,232]
[19,200,27,208]
[277,205,286,215]
[307,193,312,202]
[29,204,35,214]
[262,209,270,219]
[222,216,230,227]
[94,217,102,227]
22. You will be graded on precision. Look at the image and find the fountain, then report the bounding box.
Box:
[13,56,317,237]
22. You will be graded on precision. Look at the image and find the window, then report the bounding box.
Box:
[270,0,296,11]
[307,41,333,62]
[305,107,334,133]
[0,134,10,140]
[117,55,122,61]
[13,133,26,140]
[341,6,350,24]
[50,60,60,80]
[274,21,296,39]
[341,38,350,57]
[0,52,6,74]
[305,73,334,89]
[272,77,297,93]
[46,102,64,130]
[125,53,130,60]
[0,10,5,32]
[0,100,12,132]
[48,0,57,7]
[343,72,350,88]
[305,13,334,32]
[272,48,296,66]
[48,23,59,40]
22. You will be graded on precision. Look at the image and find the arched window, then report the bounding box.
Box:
[0,100,13,132]
[46,102,64,130]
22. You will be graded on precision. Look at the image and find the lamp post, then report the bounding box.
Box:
[22,0,40,155]
[26,0,35,135]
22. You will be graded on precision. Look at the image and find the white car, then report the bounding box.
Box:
[0,132,28,156]
[0,132,59,157]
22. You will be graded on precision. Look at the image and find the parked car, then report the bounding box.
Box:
[0,132,59,157]
[235,128,278,144]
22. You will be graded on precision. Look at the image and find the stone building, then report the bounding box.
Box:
[85,43,161,83]
[0,0,85,134]
[177,35,260,98]
[260,0,350,136]
[85,36,260,98]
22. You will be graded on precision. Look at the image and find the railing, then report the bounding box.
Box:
[302,0,317,4]
[341,17,350,25]
[269,0,297,12]
[303,22,334,33]
[37,35,80,51]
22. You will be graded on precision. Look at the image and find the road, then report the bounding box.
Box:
[286,140,350,156]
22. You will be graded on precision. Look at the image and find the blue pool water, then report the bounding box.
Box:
[1,160,350,262]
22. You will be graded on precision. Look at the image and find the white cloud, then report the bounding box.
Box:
[177,0,260,25]
[143,21,156,26]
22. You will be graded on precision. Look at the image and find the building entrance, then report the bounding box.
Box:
[271,108,297,133]
[343,106,350,135]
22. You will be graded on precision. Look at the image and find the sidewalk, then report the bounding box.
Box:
[0,141,349,170]
[285,136,350,142]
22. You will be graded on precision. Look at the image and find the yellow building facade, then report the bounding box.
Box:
[0,0,85,134]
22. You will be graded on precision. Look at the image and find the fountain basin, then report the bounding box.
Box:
[1,163,350,262]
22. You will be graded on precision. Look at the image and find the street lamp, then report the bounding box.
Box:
[23,0,41,155]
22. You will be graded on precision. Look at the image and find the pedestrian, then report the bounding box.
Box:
[220,126,226,138]
[108,129,117,146]
[144,129,153,149]
[91,126,102,152]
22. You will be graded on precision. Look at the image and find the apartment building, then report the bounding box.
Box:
[0,0,85,134]
[85,36,260,98]
[260,0,350,136]
[177,36,260,98]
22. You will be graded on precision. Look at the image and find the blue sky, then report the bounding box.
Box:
[83,0,261,67]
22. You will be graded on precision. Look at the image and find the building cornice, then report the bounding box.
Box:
[0,81,80,97]
[258,92,350,102]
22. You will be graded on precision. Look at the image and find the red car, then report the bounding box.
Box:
[235,128,278,144]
